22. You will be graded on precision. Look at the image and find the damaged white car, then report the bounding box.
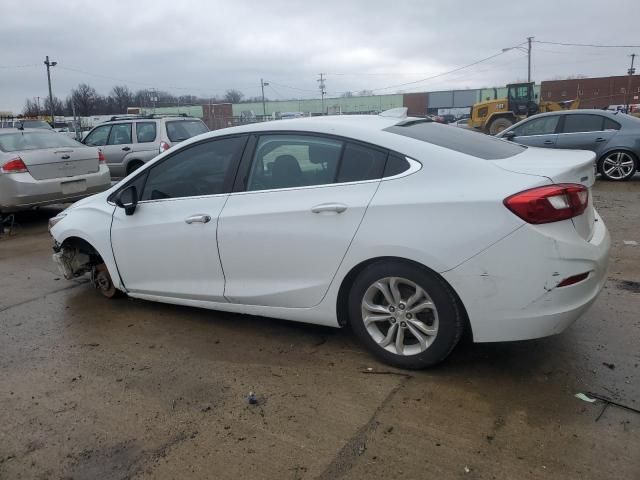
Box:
[50,111,610,368]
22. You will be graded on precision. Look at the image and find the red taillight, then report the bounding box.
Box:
[557,272,590,288]
[159,141,171,153]
[1,157,28,174]
[98,150,106,163]
[504,183,589,224]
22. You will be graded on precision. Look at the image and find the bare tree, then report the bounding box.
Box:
[341,91,354,98]
[22,98,41,116]
[44,96,65,116]
[358,89,374,96]
[224,89,244,103]
[110,85,134,113]
[70,83,100,116]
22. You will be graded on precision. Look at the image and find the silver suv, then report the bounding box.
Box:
[82,114,209,178]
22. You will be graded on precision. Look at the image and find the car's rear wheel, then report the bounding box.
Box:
[598,151,637,181]
[348,261,463,369]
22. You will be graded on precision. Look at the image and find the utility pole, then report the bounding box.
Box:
[317,73,326,115]
[36,96,41,115]
[260,78,269,118]
[44,56,57,125]
[625,53,636,113]
[527,36,533,83]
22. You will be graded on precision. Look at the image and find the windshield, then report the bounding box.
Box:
[0,131,83,152]
[165,120,208,142]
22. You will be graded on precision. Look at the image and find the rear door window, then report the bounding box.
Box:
[107,123,132,145]
[247,135,343,191]
[603,118,621,130]
[136,122,157,143]
[562,114,604,133]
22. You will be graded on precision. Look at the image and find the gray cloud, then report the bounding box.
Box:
[2,0,640,112]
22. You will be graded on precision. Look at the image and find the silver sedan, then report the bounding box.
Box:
[0,129,111,216]
[497,109,640,181]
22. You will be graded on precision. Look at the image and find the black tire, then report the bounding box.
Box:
[597,151,637,181]
[488,117,514,135]
[348,260,464,369]
[127,160,144,175]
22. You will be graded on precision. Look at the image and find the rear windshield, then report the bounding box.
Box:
[20,120,53,129]
[165,120,208,142]
[384,121,526,159]
[0,131,83,152]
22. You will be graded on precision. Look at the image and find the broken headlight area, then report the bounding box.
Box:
[52,248,91,280]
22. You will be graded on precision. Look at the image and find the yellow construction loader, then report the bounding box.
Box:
[469,82,580,135]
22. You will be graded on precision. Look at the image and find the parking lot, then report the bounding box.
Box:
[0,178,638,479]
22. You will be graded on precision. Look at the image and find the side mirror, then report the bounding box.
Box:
[502,130,516,141]
[114,185,138,216]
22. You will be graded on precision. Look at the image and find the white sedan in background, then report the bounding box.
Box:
[49,110,610,368]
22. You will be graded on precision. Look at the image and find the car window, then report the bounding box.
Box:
[107,123,132,145]
[0,131,82,152]
[247,135,343,191]
[84,125,111,146]
[141,136,245,201]
[385,121,525,160]
[336,143,387,183]
[513,116,559,136]
[603,118,621,130]
[136,122,157,143]
[384,154,411,177]
[165,120,208,142]
[562,114,604,133]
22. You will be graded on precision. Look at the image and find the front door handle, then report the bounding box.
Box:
[60,154,70,160]
[185,214,212,224]
[543,140,555,145]
[595,137,607,142]
[122,146,131,151]
[311,203,347,214]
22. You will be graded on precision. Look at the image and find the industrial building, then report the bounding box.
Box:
[144,74,639,129]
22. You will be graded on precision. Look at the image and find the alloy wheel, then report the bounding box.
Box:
[361,277,439,356]
[602,152,635,180]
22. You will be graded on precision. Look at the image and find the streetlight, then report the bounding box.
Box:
[261,79,269,118]
[502,37,533,83]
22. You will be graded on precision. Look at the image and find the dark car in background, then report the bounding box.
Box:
[497,109,640,181]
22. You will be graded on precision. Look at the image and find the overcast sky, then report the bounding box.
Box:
[2,0,640,112]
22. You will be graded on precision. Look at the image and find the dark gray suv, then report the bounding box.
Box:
[497,109,640,181]
[83,114,209,178]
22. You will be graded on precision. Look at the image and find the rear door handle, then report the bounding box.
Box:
[311,203,347,214]
[543,140,555,145]
[122,146,131,151]
[595,137,607,142]
[185,214,212,224]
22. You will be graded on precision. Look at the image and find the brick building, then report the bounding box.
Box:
[540,75,640,109]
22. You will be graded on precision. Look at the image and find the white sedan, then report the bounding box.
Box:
[49,110,610,368]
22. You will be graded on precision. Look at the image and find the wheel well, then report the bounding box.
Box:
[60,236,103,264]
[335,256,472,337]
[488,113,516,125]
[126,159,144,174]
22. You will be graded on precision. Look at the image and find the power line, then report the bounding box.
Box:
[535,40,640,48]
[0,64,40,69]
[369,46,525,92]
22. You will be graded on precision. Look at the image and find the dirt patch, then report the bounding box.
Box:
[616,280,640,293]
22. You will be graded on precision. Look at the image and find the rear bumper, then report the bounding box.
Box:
[0,165,111,212]
[442,211,610,342]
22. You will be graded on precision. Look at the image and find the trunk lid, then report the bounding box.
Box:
[493,147,596,241]
[18,147,100,180]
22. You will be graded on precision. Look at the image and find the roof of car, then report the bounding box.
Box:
[528,109,623,118]
[0,127,56,134]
